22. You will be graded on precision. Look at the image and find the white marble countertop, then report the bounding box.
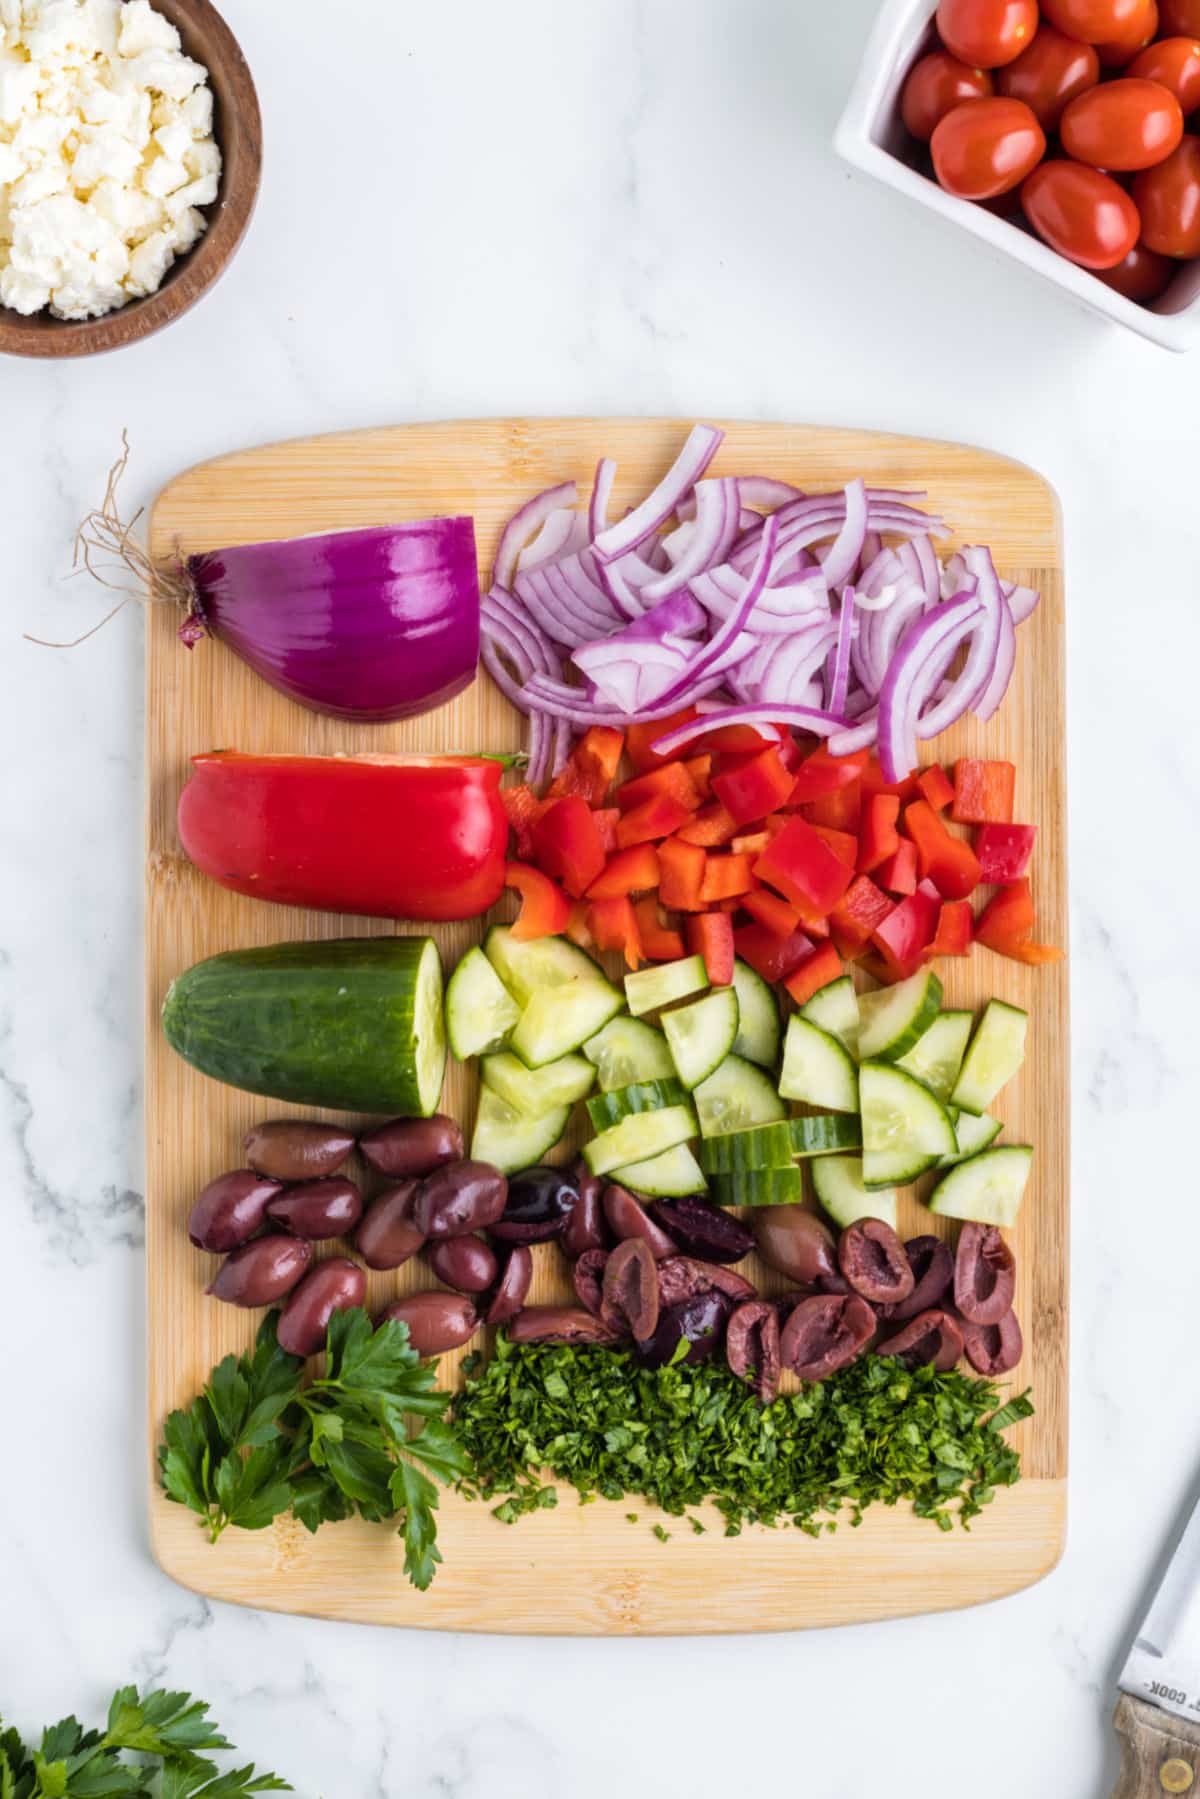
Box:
[3,0,1198,1792]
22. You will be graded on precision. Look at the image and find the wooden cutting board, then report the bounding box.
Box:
[145,418,1068,1634]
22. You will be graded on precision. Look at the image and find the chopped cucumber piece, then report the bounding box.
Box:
[897,1010,973,1103]
[612,1143,707,1198]
[470,1086,569,1174]
[860,1061,957,1186]
[583,1016,674,1091]
[789,1113,864,1158]
[693,1053,786,1138]
[950,1000,1028,1116]
[663,987,740,1090]
[731,959,781,1067]
[709,1167,805,1208]
[779,1016,859,1113]
[481,1050,595,1118]
[624,954,709,1017]
[587,1078,689,1131]
[811,1156,897,1231]
[858,969,944,1062]
[801,975,860,1058]
[583,1104,698,1177]
[698,1122,796,1174]
[445,946,520,1060]
[938,1109,1003,1168]
[485,924,608,1006]
[511,976,623,1069]
[928,1144,1033,1227]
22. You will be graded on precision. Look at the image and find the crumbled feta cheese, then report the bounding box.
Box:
[0,51,40,124]
[117,0,178,57]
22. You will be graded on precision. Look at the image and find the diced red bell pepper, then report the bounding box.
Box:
[861,756,919,804]
[731,830,770,858]
[633,897,685,961]
[699,853,755,905]
[625,709,698,773]
[903,801,982,902]
[587,844,660,899]
[830,875,896,953]
[588,896,643,969]
[593,808,620,855]
[975,879,1063,965]
[565,900,595,950]
[755,815,853,915]
[925,899,973,960]
[878,839,918,896]
[506,861,572,940]
[686,912,735,986]
[741,888,802,939]
[677,802,739,847]
[810,825,858,869]
[502,785,549,861]
[696,722,788,755]
[531,796,607,898]
[788,745,869,804]
[658,836,706,911]
[733,922,814,984]
[616,793,696,849]
[784,941,845,1007]
[617,760,703,815]
[952,759,1016,825]
[870,885,940,981]
[711,747,795,827]
[547,727,624,806]
[684,755,713,802]
[974,823,1037,883]
[858,793,901,874]
[801,780,863,832]
[916,765,955,813]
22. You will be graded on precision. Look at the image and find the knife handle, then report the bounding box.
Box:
[1113,1696,1200,1796]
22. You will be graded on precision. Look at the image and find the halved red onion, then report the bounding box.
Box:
[493,482,578,591]
[592,425,724,564]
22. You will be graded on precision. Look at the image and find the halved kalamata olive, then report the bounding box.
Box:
[414,1162,507,1239]
[355,1180,425,1270]
[725,1300,782,1404]
[507,1306,620,1345]
[359,1114,464,1179]
[189,1170,284,1253]
[485,1246,534,1326]
[656,1256,757,1309]
[266,1177,364,1241]
[954,1223,1017,1326]
[961,1309,1023,1375]
[208,1234,312,1307]
[876,1308,964,1373]
[780,1294,876,1382]
[648,1196,755,1264]
[573,1248,609,1318]
[490,1165,579,1244]
[602,1184,677,1259]
[818,1271,852,1295]
[884,1236,955,1323]
[426,1235,499,1295]
[244,1121,354,1183]
[377,1292,479,1355]
[753,1207,839,1286]
[561,1162,610,1259]
[602,1238,660,1341]
[838,1219,915,1305]
[276,1257,367,1357]
[637,1291,730,1369]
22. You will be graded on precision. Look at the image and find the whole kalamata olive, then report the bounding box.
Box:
[244,1121,354,1183]
[726,1300,782,1404]
[954,1223,1017,1327]
[507,1306,620,1345]
[188,1170,283,1253]
[355,1181,425,1270]
[603,1185,677,1259]
[377,1292,479,1356]
[780,1294,876,1382]
[276,1257,367,1357]
[208,1234,312,1307]
[637,1291,730,1369]
[649,1196,755,1264]
[602,1238,660,1341]
[414,1161,508,1239]
[265,1178,364,1241]
[359,1114,464,1179]
[884,1236,955,1323]
[753,1207,840,1286]
[818,1270,852,1295]
[573,1248,608,1318]
[876,1308,964,1373]
[485,1246,533,1326]
[839,1219,915,1306]
[656,1256,757,1308]
[561,1163,610,1259]
[426,1235,499,1295]
[490,1165,579,1244]
[961,1309,1023,1376]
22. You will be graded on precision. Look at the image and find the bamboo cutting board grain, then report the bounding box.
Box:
[145,418,1068,1634]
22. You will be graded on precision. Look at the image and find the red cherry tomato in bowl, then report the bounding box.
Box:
[1092,240,1178,295]
[1129,37,1200,112]
[1161,0,1200,31]
[1042,0,1152,40]
[1021,159,1143,264]
[931,96,1047,197]
[936,0,1039,67]
[1097,0,1160,64]
[1061,77,1185,168]
[902,51,994,139]
[1132,135,1200,253]
[998,25,1101,126]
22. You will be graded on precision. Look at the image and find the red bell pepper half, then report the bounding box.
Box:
[178,751,510,922]
[830,875,895,953]
[546,726,625,807]
[974,879,1063,965]
[925,899,973,959]
[871,885,940,980]
[532,796,607,898]
[712,747,795,827]
[916,765,955,812]
[587,844,660,899]
[505,861,572,940]
[733,923,813,984]
[755,815,853,915]
[974,823,1037,884]
[634,897,685,961]
[588,895,643,968]
[903,800,982,902]
[952,759,1015,825]
[686,913,735,986]
[857,793,901,874]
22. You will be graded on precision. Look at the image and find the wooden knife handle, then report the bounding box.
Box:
[1114,1696,1200,1797]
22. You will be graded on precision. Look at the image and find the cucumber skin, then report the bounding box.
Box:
[162,937,444,1116]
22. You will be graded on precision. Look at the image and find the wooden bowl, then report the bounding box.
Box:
[0,0,261,358]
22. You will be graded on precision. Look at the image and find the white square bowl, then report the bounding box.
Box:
[835,0,1200,352]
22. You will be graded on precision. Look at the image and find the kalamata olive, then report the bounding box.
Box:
[359,1114,464,1179]
[961,1309,1024,1375]
[507,1306,620,1345]
[426,1235,499,1295]
[244,1121,354,1183]
[954,1222,1017,1326]
[725,1300,782,1404]
[265,1177,364,1241]
[484,1246,533,1326]
[648,1196,755,1264]
[377,1291,479,1356]
[189,1170,284,1253]
[876,1308,964,1373]
[656,1256,757,1308]
[276,1257,367,1357]
[355,1181,425,1270]
[573,1248,609,1318]
[561,1162,610,1259]
[602,1238,660,1341]
[817,1270,852,1295]
[208,1234,312,1307]
[780,1294,876,1382]
[839,1219,916,1305]
[490,1164,579,1244]
[753,1207,840,1286]
[602,1184,677,1259]
[637,1291,730,1369]
[884,1236,955,1323]
[413,1161,507,1239]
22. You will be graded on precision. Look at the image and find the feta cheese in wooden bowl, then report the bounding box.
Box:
[0,0,260,356]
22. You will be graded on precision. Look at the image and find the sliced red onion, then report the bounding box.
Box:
[829,709,880,756]
[877,593,985,783]
[520,671,731,727]
[650,700,847,757]
[913,535,941,608]
[593,425,724,565]
[642,478,741,601]
[736,475,805,511]
[517,506,590,575]
[915,547,1002,742]
[731,499,944,579]
[646,515,780,709]
[493,481,578,591]
[820,480,868,592]
[826,587,856,717]
[973,588,1016,722]
[1005,582,1040,625]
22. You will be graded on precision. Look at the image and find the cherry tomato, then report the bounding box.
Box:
[1042,0,1152,40]
[936,0,1039,68]
[931,97,1047,197]
[1061,77,1185,167]
[902,51,995,139]
[1097,0,1159,64]
[1161,0,1200,31]
[1129,37,1200,112]
[1132,135,1200,252]
[1091,239,1177,294]
[998,25,1101,126]
[1021,159,1142,263]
